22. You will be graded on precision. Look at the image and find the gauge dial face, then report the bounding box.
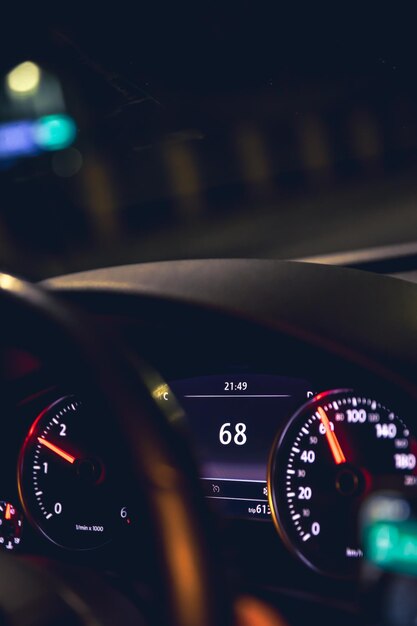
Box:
[0,501,23,551]
[19,397,130,550]
[268,390,417,576]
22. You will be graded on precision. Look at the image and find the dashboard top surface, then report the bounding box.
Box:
[43,259,417,392]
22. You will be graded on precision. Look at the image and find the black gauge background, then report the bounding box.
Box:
[268,389,417,578]
[18,396,132,550]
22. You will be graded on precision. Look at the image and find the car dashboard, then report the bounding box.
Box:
[1,259,417,623]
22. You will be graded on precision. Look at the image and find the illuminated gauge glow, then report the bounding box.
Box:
[268,390,417,576]
[19,397,130,550]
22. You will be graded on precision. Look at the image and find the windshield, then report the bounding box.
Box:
[1,11,417,279]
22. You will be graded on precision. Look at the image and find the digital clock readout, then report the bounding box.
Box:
[224,382,248,391]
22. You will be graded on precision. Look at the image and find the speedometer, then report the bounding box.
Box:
[268,390,417,576]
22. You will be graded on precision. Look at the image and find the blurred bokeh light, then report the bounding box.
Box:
[6,61,41,97]
[52,147,83,178]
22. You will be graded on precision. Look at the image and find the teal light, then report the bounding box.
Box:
[33,114,76,151]
[365,520,417,576]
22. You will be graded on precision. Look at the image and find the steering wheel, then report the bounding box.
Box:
[0,273,232,626]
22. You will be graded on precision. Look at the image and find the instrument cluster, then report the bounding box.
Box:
[3,371,417,581]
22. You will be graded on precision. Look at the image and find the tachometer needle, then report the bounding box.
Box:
[317,407,346,465]
[37,437,76,464]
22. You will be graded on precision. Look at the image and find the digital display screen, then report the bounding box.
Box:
[166,374,314,520]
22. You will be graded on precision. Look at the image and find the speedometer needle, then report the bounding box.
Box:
[317,407,346,465]
[37,437,76,464]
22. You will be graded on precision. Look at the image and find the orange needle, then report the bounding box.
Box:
[317,406,346,465]
[37,437,76,464]
[5,503,11,520]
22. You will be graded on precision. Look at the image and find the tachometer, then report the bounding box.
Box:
[18,396,130,550]
[268,390,417,576]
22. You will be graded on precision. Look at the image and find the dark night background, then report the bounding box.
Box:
[1,7,417,278]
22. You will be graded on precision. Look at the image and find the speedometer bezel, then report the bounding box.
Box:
[267,387,416,579]
[268,388,352,578]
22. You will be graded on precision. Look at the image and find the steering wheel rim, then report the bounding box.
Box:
[0,273,231,626]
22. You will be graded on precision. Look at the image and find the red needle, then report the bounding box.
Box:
[317,406,346,465]
[37,437,76,464]
[5,503,11,520]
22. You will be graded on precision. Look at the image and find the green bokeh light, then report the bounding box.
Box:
[34,115,76,151]
[365,521,417,576]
